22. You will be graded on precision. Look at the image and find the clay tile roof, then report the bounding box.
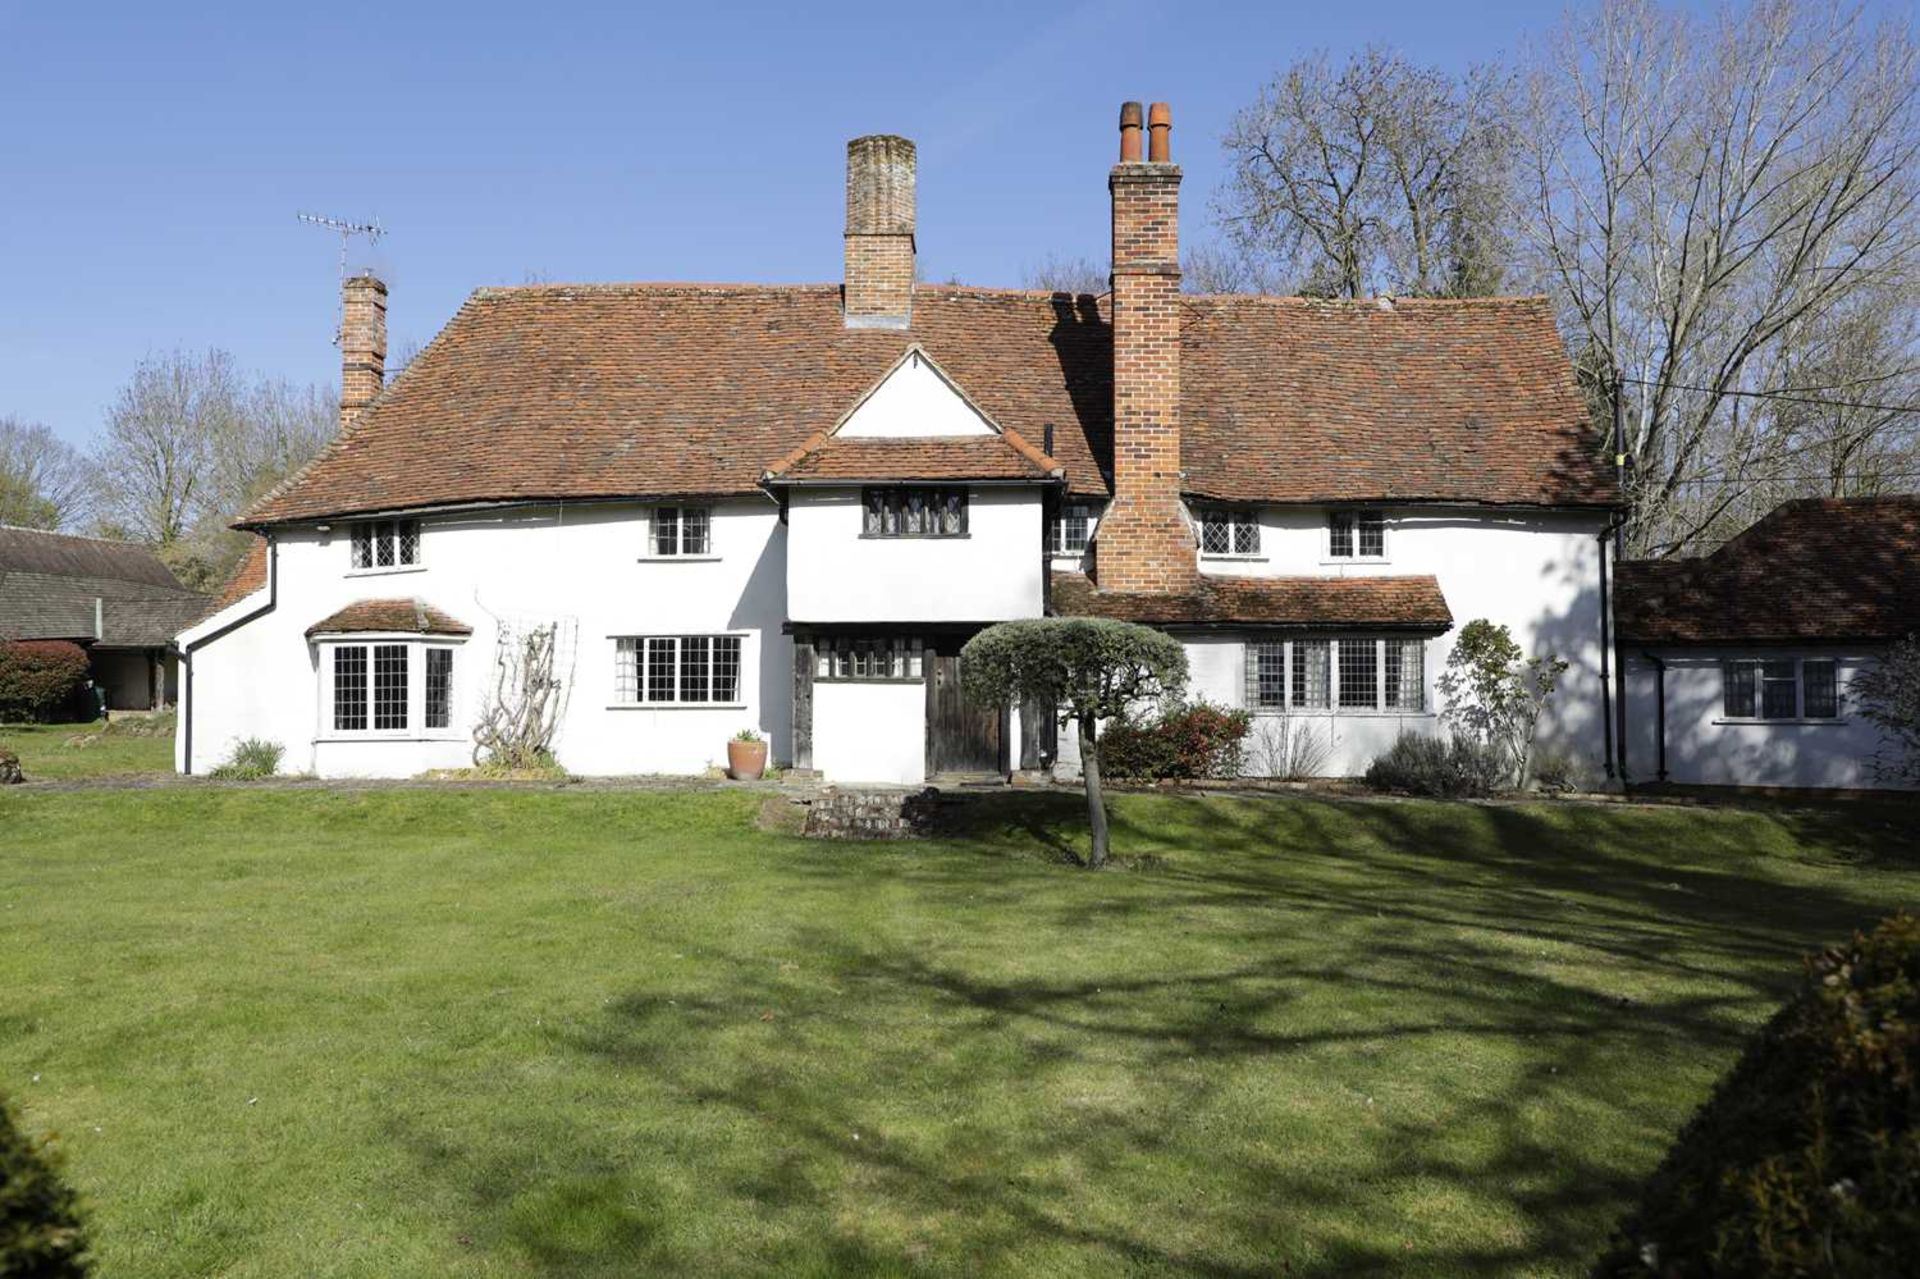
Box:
[305,598,473,638]
[1051,571,1452,629]
[763,433,1062,484]
[214,535,269,609]
[240,285,1611,526]
[1615,496,1920,645]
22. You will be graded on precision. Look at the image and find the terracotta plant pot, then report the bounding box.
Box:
[726,738,768,781]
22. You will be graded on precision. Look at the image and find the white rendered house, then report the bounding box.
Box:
[177,104,1622,783]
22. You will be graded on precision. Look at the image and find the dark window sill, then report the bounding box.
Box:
[857,533,972,541]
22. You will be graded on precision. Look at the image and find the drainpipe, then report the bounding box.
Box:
[1640,649,1669,782]
[1597,529,1615,780]
[180,534,278,775]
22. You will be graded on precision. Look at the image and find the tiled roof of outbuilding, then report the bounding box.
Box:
[1051,571,1452,629]
[1615,497,1920,645]
[241,284,1613,526]
[0,526,211,646]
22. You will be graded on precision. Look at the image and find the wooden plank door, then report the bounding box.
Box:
[927,649,1003,776]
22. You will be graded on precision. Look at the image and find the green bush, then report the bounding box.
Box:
[208,738,283,780]
[0,642,90,723]
[1362,733,1505,797]
[1100,701,1251,780]
[1531,750,1587,793]
[1595,912,1920,1277]
[0,1094,89,1276]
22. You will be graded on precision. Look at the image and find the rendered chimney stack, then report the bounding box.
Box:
[1096,101,1193,593]
[844,134,916,328]
[339,272,387,430]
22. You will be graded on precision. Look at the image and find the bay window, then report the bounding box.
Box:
[322,638,460,737]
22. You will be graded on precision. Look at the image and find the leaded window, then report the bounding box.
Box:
[1246,642,1288,709]
[1052,502,1101,556]
[816,636,924,681]
[651,506,712,556]
[1384,638,1424,711]
[373,644,409,730]
[350,519,420,570]
[333,645,367,731]
[1803,659,1838,719]
[863,487,968,537]
[425,648,453,729]
[1723,657,1843,720]
[616,635,744,704]
[1329,510,1385,559]
[1337,638,1379,709]
[1199,507,1259,556]
[1292,640,1331,710]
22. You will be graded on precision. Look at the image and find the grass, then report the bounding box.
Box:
[0,785,1915,1276]
[0,715,175,780]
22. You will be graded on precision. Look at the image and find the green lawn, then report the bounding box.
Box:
[1,786,1915,1276]
[0,716,175,780]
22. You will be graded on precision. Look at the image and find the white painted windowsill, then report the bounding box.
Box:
[605,703,749,712]
[1713,717,1848,727]
[1200,554,1266,563]
[1249,708,1434,718]
[313,732,465,744]
[636,555,722,563]
[1318,558,1392,568]
[346,564,427,578]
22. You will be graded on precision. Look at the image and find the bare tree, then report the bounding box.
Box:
[92,349,240,547]
[1217,45,1517,298]
[1021,254,1109,296]
[1519,0,1920,556]
[0,417,91,530]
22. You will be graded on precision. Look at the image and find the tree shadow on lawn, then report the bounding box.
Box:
[406,792,1917,1276]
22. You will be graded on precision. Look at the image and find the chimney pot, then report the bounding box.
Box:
[1147,102,1172,162]
[1119,101,1144,163]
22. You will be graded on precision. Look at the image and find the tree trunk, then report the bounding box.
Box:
[1078,716,1110,868]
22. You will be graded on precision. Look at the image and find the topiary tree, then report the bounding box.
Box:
[1436,619,1568,789]
[1594,911,1920,1276]
[961,618,1188,867]
[0,1094,89,1276]
[1853,632,1920,786]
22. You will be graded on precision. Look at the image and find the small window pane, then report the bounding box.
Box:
[1803,660,1838,719]
[373,644,409,730]
[375,520,396,568]
[615,638,640,703]
[351,525,373,569]
[425,648,452,729]
[680,635,711,703]
[1056,504,1092,554]
[1338,638,1379,709]
[1232,515,1259,556]
[333,645,367,731]
[1761,659,1797,719]
[1201,510,1230,555]
[1292,640,1330,710]
[397,519,419,566]
[1723,660,1756,718]
[1251,642,1286,709]
[1385,638,1424,711]
[863,492,883,535]
[1358,512,1384,558]
[654,508,681,557]
[681,507,711,555]
[712,636,742,703]
[646,637,677,702]
[1328,512,1354,558]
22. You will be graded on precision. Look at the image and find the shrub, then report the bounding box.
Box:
[1853,632,1920,785]
[0,642,90,723]
[1249,715,1331,780]
[1594,912,1920,1277]
[1530,750,1587,794]
[0,1094,90,1276]
[1436,619,1568,788]
[1101,701,1252,781]
[1363,733,1505,797]
[207,738,282,780]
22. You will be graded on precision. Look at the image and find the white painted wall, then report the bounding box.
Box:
[786,487,1044,623]
[837,350,997,438]
[813,681,927,785]
[178,499,792,779]
[1622,647,1908,790]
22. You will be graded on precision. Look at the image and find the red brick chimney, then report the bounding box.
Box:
[1095,101,1193,593]
[340,272,387,429]
[844,135,916,328]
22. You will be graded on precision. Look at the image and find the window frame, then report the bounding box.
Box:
[347,518,422,574]
[860,486,969,539]
[1051,501,1103,557]
[644,505,716,559]
[1326,509,1388,561]
[1196,506,1261,559]
[317,636,463,740]
[1246,636,1429,715]
[611,633,747,707]
[814,636,926,683]
[1720,655,1846,723]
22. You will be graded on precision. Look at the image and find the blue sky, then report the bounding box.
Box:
[0,1,1743,447]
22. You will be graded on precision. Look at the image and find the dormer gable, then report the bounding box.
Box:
[835,345,999,439]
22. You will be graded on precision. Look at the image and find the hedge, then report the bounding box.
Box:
[0,642,90,723]
[1594,912,1920,1276]
[1100,702,1251,780]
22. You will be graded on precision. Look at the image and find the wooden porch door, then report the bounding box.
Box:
[927,646,1004,777]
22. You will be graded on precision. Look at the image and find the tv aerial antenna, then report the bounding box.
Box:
[298,212,385,344]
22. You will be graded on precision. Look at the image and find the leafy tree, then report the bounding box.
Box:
[961,619,1188,867]
[1853,633,1920,786]
[1436,619,1568,788]
[0,1093,89,1276]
